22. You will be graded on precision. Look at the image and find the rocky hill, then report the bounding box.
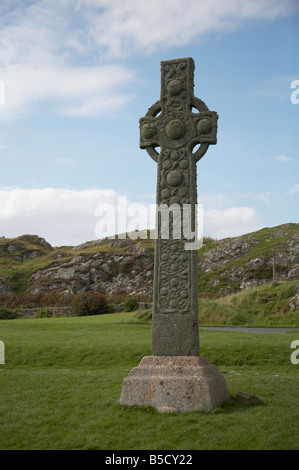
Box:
[0,223,298,303]
[198,222,299,297]
[0,233,154,301]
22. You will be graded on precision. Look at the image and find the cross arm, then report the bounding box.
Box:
[139,100,162,162]
[139,115,159,149]
[190,97,218,161]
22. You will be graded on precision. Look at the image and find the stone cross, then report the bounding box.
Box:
[120,58,230,413]
[139,57,218,356]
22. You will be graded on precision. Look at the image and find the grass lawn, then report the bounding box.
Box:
[0,313,299,450]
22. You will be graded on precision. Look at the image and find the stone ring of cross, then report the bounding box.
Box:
[141,96,215,163]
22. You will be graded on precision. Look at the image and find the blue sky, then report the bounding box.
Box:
[0,0,298,246]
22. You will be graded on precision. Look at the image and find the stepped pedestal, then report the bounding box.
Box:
[120,356,230,413]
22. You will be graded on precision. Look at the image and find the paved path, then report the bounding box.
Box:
[199,327,299,334]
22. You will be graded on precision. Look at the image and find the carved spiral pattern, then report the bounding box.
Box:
[155,61,196,314]
[139,59,217,317]
[160,149,191,206]
[158,239,190,314]
[157,145,194,313]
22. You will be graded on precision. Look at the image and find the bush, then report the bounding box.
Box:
[35,307,53,318]
[107,303,118,313]
[123,297,138,312]
[0,307,20,320]
[71,291,108,316]
[0,292,71,309]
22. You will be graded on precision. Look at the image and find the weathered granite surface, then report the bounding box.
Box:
[120,356,230,413]
[120,57,230,413]
[139,57,217,356]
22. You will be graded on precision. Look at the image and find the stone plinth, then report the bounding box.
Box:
[120,356,230,413]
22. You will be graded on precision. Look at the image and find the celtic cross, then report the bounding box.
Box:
[139,58,218,356]
[120,59,229,413]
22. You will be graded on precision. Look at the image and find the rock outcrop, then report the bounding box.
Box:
[0,235,52,262]
[0,224,298,302]
[198,223,299,296]
[29,238,154,298]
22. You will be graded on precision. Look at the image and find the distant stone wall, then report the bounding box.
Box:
[17,303,152,318]
[18,307,72,318]
[138,302,153,310]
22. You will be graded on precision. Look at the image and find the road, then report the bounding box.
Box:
[199,327,299,334]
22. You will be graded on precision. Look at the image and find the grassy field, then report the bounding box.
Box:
[0,313,299,450]
[197,280,299,327]
[133,280,299,328]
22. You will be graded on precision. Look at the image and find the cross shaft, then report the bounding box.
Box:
[139,58,218,356]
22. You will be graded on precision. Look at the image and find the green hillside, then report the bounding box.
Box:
[0,224,298,326]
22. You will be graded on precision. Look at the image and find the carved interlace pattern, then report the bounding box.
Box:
[139,58,218,317]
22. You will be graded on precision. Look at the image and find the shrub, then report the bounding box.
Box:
[35,307,52,318]
[71,291,108,316]
[0,307,20,320]
[107,303,118,313]
[0,292,71,309]
[123,297,138,312]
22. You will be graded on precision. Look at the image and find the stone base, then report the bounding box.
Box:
[120,356,230,413]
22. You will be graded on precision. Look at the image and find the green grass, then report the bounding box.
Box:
[128,280,299,328]
[198,280,299,327]
[0,313,299,449]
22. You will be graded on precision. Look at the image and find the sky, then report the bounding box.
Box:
[0,0,298,246]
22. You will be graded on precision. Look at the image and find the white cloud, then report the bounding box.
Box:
[0,0,297,119]
[256,192,272,207]
[0,1,134,120]
[289,184,299,194]
[0,188,119,246]
[0,64,133,120]
[272,155,293,162]
[0,188,120,220]
[203,206,260,239]
[0,187,261,246]
[80,0,298,57]
[0,188,157,246]
[181,190,261,238]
